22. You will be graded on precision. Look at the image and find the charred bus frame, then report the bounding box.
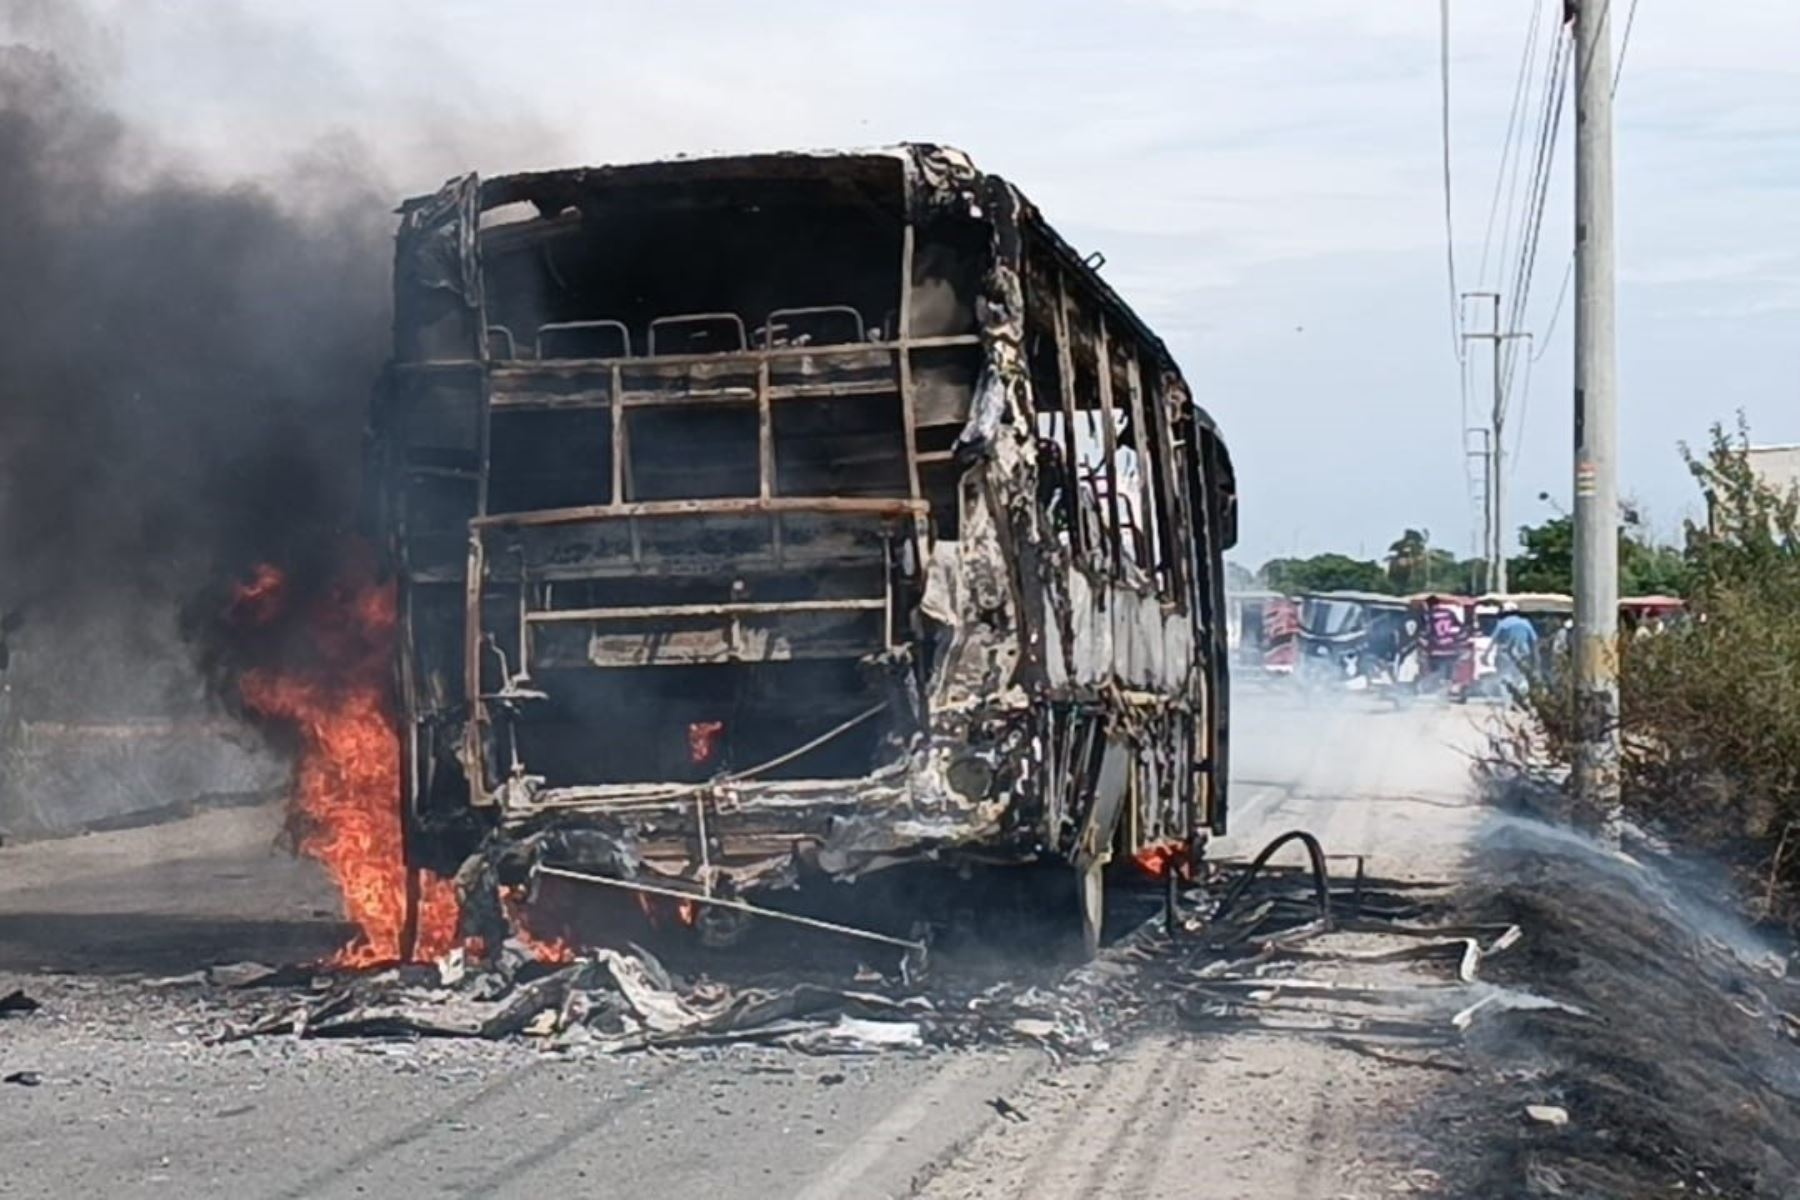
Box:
[375,145,1237,950]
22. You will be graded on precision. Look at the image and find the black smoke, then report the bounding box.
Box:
[0,34,393,722]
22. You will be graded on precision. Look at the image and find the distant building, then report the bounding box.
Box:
[1747,444,1800,498]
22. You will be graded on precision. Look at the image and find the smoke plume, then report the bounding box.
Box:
[0,6,417,836]
[0,22,394,715]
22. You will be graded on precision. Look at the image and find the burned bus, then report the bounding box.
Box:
[375,145,1237,953]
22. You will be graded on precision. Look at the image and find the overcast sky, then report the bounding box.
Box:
[82,0,1800,567]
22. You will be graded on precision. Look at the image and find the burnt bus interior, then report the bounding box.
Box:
[388,156,990,814]
[383,149,1234,869]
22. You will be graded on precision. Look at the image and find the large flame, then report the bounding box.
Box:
[233,561,461,968]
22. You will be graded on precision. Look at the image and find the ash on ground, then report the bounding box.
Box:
[1434,817,1800,1199]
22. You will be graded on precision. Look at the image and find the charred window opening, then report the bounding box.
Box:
[1063,302,1125,575]
[478,166,908,362]
[774,394,910,498]
[487,408,613,513]
[1025,320,1078,546]
[474,529,904,787]
[1020,242,1187,599]
[512,660,888,787]
[908,214,986,543]
[911,344,979,542]
[625,404,760,501]
[1133,350,1181,600]
[909,221,984,338]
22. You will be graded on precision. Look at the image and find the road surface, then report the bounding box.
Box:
[0,690,1488,1199]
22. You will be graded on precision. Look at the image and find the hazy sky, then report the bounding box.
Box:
[81,0,1800,566]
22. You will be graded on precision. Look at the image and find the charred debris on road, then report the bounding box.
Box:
[13,822,1799,1196]
[125,830,1524,1062]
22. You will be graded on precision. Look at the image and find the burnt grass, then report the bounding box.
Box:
[1433,819,1800,1199]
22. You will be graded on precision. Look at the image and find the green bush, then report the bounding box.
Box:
[1517,418,1800,914]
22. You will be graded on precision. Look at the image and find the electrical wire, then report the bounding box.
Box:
[1492,9,1563,316]
[1505,30,1569,329]
[1616,0,1642,93]
[1438,0,1465,362]
[1509,348,1536,478]
[1499,31,1571,409]
[1210,829,1332,929]
[1452,1,1644,532]
[1532,0,1641,365]
[1504,0,1646,487]
[1575,0,1619,92]
[1477,0,1548,289]
[1532,257,1575,360]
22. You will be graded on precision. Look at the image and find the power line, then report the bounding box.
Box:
[1493,10,1561,313]
[1477,0,1548,289]
[1575,0,1629,94]
[1508,28,1570,321]
[1500,30,1571,408]
[1533,257,1575,360]
[1532,0,1640,363]
[1509,346,1536,478]
[1617,0,1642,92]
[1497,2,1641,485]
[1438,0,1465,362]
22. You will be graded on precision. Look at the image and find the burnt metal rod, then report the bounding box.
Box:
[560,703,891,812]
[534,864,928,953]
[724,702,887,784]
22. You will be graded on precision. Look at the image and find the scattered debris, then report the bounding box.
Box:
[1525,1104,1570,1127]
[207,961,282,989]
[0,988,39,1017]
[803,1016,924,1051]
[986,1096,1029,1123]
[144,971,209,989]
[209,831,1511,1063]
[1321,1036,1469,1074]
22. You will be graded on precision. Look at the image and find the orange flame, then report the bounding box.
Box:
[500,885,576,965]
[635,892,700,929]
[1131,841,1190,882]
[235,562,460,968]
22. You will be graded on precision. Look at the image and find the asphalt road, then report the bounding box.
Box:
[0,689,1489,1199]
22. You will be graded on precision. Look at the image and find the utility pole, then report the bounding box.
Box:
[1461,291,1530,593]
[1464,426,1492,588]
[1571,0,1621,828]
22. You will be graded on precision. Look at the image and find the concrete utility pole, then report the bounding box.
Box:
[1461,292,1530,593]
[1571,0,1621,826]
[1464,426,1492,583]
